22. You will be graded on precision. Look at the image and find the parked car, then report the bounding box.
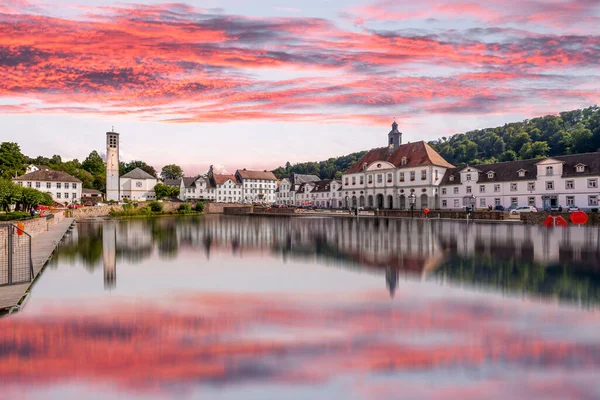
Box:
[84,201,94,207]
[67,204,82,209]
[568,206,580,212]
[510,206,538,215]
[494,205,505,211]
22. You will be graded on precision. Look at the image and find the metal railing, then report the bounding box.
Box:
[0,223,33,286]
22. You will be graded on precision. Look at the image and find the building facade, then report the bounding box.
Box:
[276,173,321,206]
[343,122,600,211]
[106,130,120,201]
[235,169,278,203]
[13,167,83,204]
[439,154,600,211]
[211,174,243,203]
[119,168,157,201]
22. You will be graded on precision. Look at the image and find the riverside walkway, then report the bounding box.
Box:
[0,218,75,313]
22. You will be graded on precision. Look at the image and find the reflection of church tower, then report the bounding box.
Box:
[385,266,399,298]
[103,222,117,290]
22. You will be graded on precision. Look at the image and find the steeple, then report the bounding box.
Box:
[388,119,402,150]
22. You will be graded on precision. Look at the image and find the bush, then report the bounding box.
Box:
[0,212,30,221]
[149,201,163,212]
[178,203,192,214]
[194,202,205,212]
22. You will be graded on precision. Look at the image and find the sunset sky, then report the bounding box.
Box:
[1,0,599,174]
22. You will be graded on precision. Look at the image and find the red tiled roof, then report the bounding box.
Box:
[345,141,454,174]
[212,174,239,185]
[236,169,277,180]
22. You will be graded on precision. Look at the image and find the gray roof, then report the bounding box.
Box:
[183,177,198,188]
[290,173,321,186]
[121,168,156,180]
[14,168,81,183]
[163,179,181,187]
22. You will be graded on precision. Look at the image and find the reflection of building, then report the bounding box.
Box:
[103,222,116,289]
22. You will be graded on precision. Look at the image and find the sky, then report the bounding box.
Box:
[1,0,599,175]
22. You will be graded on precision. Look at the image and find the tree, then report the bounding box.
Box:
[121,161,157,178]
[0,142,25,179]
[82,151,105,176]
[0,179,22,211]
[161,164,184,180]
[500,150,518,162]
[154,183,179,199]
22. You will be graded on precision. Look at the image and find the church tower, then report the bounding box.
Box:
[388,120,402,150]
[106,130,120,201]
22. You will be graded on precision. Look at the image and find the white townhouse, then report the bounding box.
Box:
[211,174,243,203]
[235,169,278,204]
[176,176,215,202]
[341,121,455,210]
[13,167,82,204]
[439,153,600,211]
[310,179,344,208]
[120,168,157,201]
[276,173,321,206]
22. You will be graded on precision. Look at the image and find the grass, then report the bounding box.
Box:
[0,212,35,222]
[109,203,204,219]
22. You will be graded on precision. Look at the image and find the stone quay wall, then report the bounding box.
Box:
[72,201,182,220]
[377,210,507,220]
[11,211,68,240]
[520,211,600,226]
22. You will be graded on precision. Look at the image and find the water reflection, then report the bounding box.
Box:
[54,216,600,307]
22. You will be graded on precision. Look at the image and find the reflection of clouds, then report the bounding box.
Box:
[2,293,600,398]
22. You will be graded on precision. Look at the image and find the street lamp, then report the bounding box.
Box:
[409,192,416,219]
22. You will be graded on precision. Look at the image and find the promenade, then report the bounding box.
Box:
[0,218,75,313]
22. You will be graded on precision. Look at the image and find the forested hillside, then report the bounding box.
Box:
[428,106,600,166]
[273,106,600,178]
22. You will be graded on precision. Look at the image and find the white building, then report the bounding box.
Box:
[13,167,83,204]
[276,173,320,206]
[439,153,600,211]
[235,169,278,203]
[212,174,243,203]
[342,121,454,209]
[166,176,215,202]
[119,168,157,201]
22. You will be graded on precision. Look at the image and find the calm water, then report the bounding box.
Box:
[2,215,600,399]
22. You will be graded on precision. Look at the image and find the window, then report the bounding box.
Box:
[494,198,501,206]
[546,166,553,176]
[466,186,472,194]
[479,185,485,193]
[410,171,415,181]
[511,197,518,206]
[442,188,447,195]
[46,182,51,189]
[435,170,439,180]
[345,178,349,186]
[566,180,574,189]
[377,174,383,183]
[57,183,61,189]
[528,197,535,206]
[387,173,392,183]
[401,157,407,166]
[466,173,472,181]
[27,182,32,187]
[518,170,526,177]
[72,193,76,199]
[494,184,500,192]
[589,196,599,206]
[65,183,69,189]
[528,182,535,191]
[566,196,575,207]
[442,200,447,207]
[487,172,494,179]
[454,187,459,194]
[421,170,427,180]
[454,199,459,208]
[510,183,517,191]
[368,175,373,184]
[449,175,454,182]
[588,179,598,188]
[64,193,69,199]
[546,181,554,190]
[399,173,404,182]
[34,182,40,188]
[359,177,364,185]
[480,198,486,207]
[576,165,585,173]
[56,193,61,199]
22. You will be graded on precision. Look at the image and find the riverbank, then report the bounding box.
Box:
[0,217,75,314]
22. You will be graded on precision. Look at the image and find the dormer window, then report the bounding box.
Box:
[487,172,494,179]
[401,157,407,166]
[518,169,526,178]
[576,164,585,173]
[449,175,454,182]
